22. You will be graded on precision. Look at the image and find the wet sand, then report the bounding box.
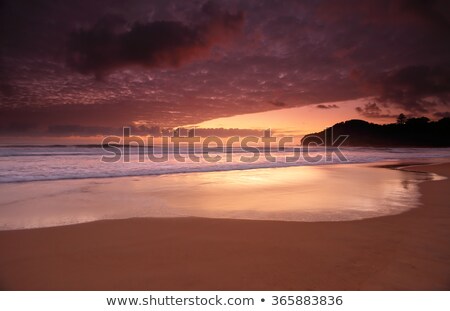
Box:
[0,163,449,290]
[0,163,441,229]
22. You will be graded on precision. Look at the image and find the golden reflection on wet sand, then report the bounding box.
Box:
[0,164,445,230]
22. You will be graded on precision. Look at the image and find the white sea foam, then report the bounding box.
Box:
[0,146,449,183]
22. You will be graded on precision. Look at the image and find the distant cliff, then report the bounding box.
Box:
[301,117,450,147]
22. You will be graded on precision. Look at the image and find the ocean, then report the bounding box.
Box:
[1,146,449,230]
[1,146,450,183]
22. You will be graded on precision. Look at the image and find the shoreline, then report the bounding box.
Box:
[2,154,450,185]
[0,161,449,290]
[1,160,444,230]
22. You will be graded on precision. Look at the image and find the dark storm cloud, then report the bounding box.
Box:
[0,100,262,137]
[1,0,450,140]
[433,111,450,118]
[317,0,450,114]
[319,0,450,27]
[0,82,13,97]
[355,102,397,118]
[316,104,339,109]
[269,100,286,107]
[394,0,450,31]
[66,1,244,78]
[356,65,450,113]
[0,122,38,135]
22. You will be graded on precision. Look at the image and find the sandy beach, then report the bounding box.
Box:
[0,163,449,290]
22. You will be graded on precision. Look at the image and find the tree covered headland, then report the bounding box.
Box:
[301,115,450,147]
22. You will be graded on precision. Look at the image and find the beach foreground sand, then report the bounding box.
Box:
[0,163,449,290]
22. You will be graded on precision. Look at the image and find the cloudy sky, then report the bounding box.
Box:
[0,0,449,142]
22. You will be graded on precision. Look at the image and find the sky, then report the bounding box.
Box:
[0,0,449,143]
